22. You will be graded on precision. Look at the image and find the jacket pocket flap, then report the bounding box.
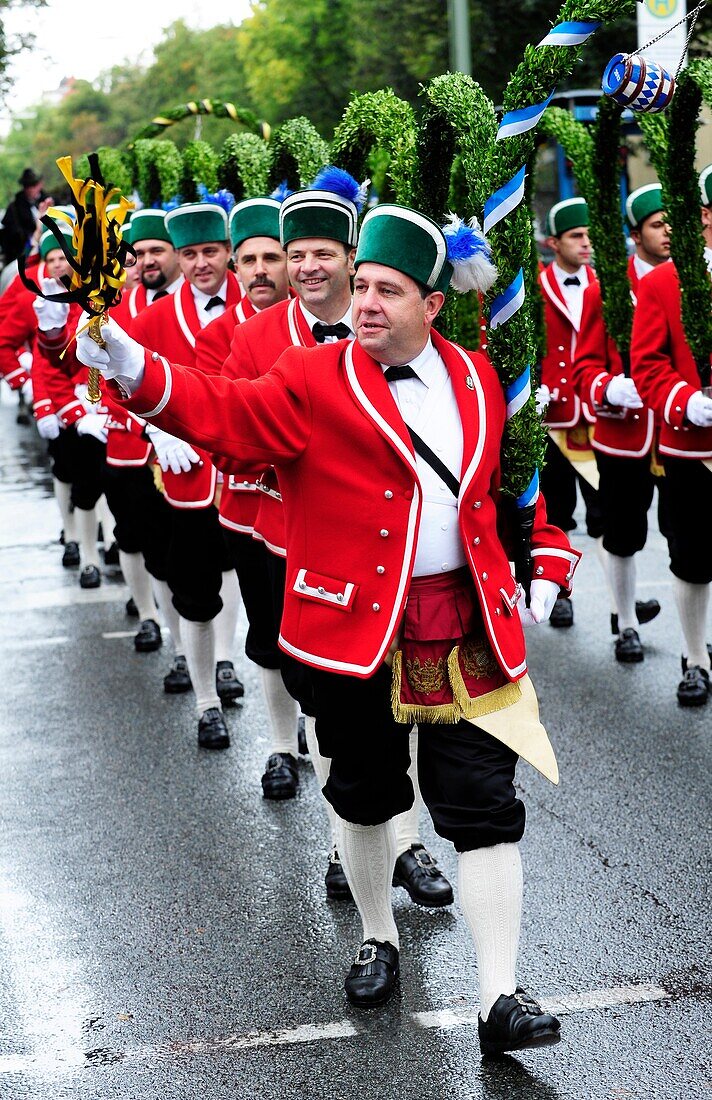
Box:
[292,568,358,611]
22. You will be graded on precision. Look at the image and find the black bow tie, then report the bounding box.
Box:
[311,321,351,343]
[205,295,225,311]
[151,289,168,301]
[563,276,580,287]
[383,364,417,382]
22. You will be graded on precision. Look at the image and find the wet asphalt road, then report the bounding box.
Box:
[0,388,709,1100]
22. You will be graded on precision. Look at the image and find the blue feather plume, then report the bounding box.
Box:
[442,213,498,293]
[154,194,182,211]
[310,165,367,212]
[197,183,236,214]
[270,180,294,203]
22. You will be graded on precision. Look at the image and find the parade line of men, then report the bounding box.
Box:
[0,163,709,1059]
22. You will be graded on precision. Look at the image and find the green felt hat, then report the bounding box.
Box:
[165,202,228,249]
[626,183,664,228]
[229,198,280,250]
[39,223,75,259]
[547,197,589,237]
[128,209,171,245]
[280,188,358,248]
[354,204,451,294]
[699,164,712,206]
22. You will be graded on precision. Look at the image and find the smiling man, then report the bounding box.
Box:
[76,201,580,1057]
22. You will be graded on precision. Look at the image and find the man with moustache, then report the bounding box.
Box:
[76,201,578,1056]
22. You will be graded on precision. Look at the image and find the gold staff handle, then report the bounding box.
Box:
[86,313,108,405]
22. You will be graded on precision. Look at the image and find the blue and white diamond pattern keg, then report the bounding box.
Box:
[602,52,676,113]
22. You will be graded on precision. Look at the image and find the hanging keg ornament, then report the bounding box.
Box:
[601,0,707,113]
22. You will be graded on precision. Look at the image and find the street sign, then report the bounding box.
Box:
[637,0,688,73]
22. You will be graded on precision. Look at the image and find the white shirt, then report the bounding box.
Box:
[192,277,229,328]
[704,246,712,274]
[300,302,355,343]
[382,339,466,577]
[633,255,654,282]
[552,261,587,328]
[147,274,183,305]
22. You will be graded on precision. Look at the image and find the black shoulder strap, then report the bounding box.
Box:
[406,426,460,498]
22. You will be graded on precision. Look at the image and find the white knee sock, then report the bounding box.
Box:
[674,577,711,670]
[393,730,422,856]
[53,478,77,542]
[339,819,399,949]
[608,553,637,632]
[594,536,616,613]
[119,551,158,622]
[458,843,523,1021]
[181,618,220,714]
[75,506,99,567]
[152,579,182,654]
[304,715,340,848]
[214,570,241,663]
[96,494,115,544]
[260,667,299,756]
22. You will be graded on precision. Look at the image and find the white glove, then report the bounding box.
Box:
[535,384,551,415]
[33,278,70,331]
[19,350,33,373]
[76,412,108,444]
[146,425,201,475]
[20,375,33,402]
[604,375,643,409]
[75,313,145,386]
[685,390,712,428]
[36,413,61,440]
[517,579,560,627]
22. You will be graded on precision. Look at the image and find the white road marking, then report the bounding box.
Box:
[0,587,128,613]
[0,983,674,1075]
[0,635,69,650]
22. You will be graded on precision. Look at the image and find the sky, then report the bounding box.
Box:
[0,0,253,134]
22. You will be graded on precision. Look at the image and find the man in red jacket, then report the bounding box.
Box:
[539,197,603,628]
[130,202,243,748]
[573,184,668,662]
[630,166,712,706]
[78,202,579,1056]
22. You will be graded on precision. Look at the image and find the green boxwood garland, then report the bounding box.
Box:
[266,117,329,191]
[180,139,219,202]
[133,138,183,206]
[218,133,271,200]
[330,90,418,204]
[75,146,133,198]
[129,99,269,145]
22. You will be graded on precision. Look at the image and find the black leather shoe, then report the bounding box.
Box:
[298,715,308,756]
[392,844,453,907]
[325,848,352,900]
[62,541,80,567]
[615,627,644,663]
[125,596,139,618]
[79,564,101,589]
[163,655,192,694]
[478,987,561,1057]
[549,597,573,628]
[677,666,710,708]
[261,752,299,799]
[681,644,712,673]
[134,619,162,653]
[611,598,661,635]
[345,939,399,1008]
[215,660,244,704]
[198,707,230,750]
[103,541,120,567]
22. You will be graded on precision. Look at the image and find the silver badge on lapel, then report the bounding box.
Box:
[465,376,475,390]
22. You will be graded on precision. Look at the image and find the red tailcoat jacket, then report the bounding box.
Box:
[573,259,655,458]
[194,294,261,535]
[130,274,240,503]
[113,331,581,680]
[631,261,712,460]
[0,257,42,326]
[0,282,37,390]
[539,263,597,428]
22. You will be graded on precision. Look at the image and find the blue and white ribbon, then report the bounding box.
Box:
[489,268,525,329]
[516,469,540,509]
[483,166,527,235]
[505,366,532,420]
[537,20,601,47]
[496,90,555,142]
